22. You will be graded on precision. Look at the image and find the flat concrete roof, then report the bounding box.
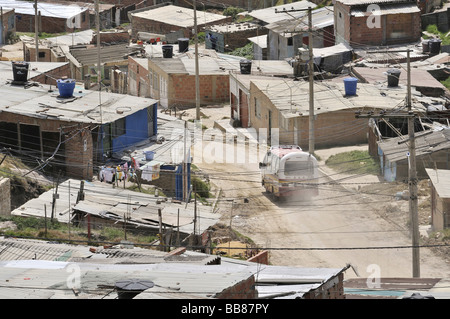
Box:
[250,79,419,118]
[131,5,227,28]
[0,79,157,125]
[352,66,447,90]
[245,1,317,25]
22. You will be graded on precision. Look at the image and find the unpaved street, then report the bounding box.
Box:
[195,139,450,280]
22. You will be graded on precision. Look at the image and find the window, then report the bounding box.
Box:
[38,51,45,58]
[284,159,313,176]
[254,97,261,119]
[112,118,126,138]
[287,37,293,46]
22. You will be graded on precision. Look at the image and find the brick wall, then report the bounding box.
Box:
[29,63,72,85]
[64,127,94,180]
[16,12,90,33]
[303,273,345,299]
[0,178,11,216]
[170,73,230,107]
[336,1,421,46]
[249,83,370,148]
[0,112,95,180]
[131,15,232,40]
[215,275,258,299]
[128,56,150,97]
[246,250,269,264]
[92,31,130,45]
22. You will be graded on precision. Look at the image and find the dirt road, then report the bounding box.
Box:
[195,139,450,279]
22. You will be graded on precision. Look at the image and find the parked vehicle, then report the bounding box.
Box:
[259,145,319,200]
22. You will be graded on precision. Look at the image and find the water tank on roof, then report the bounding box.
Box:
[12,61,29,83]
[178,38,189,53]
[239,59,252,74]
[162,45,173,58]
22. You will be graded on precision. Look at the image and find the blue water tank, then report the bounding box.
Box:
[57,79,76,97]
[343,77,358,96]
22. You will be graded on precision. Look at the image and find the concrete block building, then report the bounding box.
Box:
[334,0,422,47]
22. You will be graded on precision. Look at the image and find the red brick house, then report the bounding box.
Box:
[3,0,90,33]
[334,0,422,47]
[148,55,233,109]
[129,4,231,41]
[128,56,150,98]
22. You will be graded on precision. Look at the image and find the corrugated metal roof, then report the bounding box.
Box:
[352,66,446,89]
[426,168,450,198]
[379,128,450,163]
[10,178,219,236]
[0,0,87,18]
[265,7,334,34]
[69,44,138,66]
[337,0,416,6]
[0,237,350,299]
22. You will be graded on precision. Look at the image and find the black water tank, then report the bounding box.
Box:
[162,45,173,58]
[429,39,442,56]
[387,68,401,87]
[239,59,252,74]
[178,38,189,53]
[12,61,29,83]
[115,279,154,299]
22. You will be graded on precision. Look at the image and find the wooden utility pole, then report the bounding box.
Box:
[34,0,38,62]
[275,7,314,152]
[193,0,200,121]
[95,0,102,122]
[356,49,420,277]
[307,7,314,155]
[406,49,420,278]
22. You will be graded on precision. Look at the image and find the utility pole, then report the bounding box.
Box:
[307,7,314,155]
[34,0,39,62]
[275,7,314,152]
[95,0,102,122]
[193,0,200,121]
[356,49,420,277]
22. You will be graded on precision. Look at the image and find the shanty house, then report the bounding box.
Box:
[0,66,158,181]
[0,0,90,33]
[0,236,349,299]
[248,34,267,60]
[426,168,450,231]
[265,7,335,60]
[376,128,450,182]
[147,53,234,109]
[129,4,231,41]
[334,0,422,47]
[127,56,150,97]
[0,8,15,45]
[248,79,423,149]
[64,43,142,83]
[204,22,266,53]
[229,60,295,128]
